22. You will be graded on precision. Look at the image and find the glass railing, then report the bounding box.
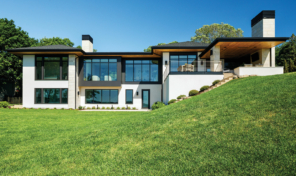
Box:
[169,61,223,73]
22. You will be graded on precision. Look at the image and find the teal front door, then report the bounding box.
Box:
[142,90,150,109]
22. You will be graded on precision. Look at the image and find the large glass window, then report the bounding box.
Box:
[35,56,68,80]
[85,89,118,104]
[125,60,159,82]
[170,54,197,72]
[83,59,117,81]
[126,90,133,104]
[35,88,67,104]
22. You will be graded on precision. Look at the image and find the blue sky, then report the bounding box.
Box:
[1,0,295,51]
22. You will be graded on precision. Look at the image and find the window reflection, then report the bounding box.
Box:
[125,60,159,82]
[83,59,117,81]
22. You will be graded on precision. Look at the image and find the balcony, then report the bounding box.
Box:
[163,61,223,82]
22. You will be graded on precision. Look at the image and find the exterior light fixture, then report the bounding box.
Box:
[136,91,139,96]
[78,91,79,95]
[165,60,168,65]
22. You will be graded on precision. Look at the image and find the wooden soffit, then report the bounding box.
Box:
[201,41,286,59]
[153,49,205,56]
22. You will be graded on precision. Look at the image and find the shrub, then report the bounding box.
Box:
[92,106,96,109]
[46,108,49,110]
[116,107,120,110]
[78,106,83,110]
[111,106,114,109]
[200,86,210,92]
[102,107,105,109]
[127,107,131,110]
[168,99,177,105]
[54,107,57,110]
[0,101,10,108]
[97,107,100,109]
[23,107,27,109]
[121,107,126,110]
[132,107,136,110]
[212,80,220,85]
[107,107,111,110]
[189,90,199,96]
[177,95,186,99]
[61,108,64,110]
[87,107,91,109]
[69,108,73,110]
[152,101,166,110]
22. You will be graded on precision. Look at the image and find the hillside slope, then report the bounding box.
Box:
[1,73,296,175]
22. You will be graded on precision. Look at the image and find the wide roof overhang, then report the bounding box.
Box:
[199,37,289,59]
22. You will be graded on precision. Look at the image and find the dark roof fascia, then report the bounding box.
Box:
[6,48,86,56]
[151,46,208,50]
[84,52,153,55]
[199,37,289,58]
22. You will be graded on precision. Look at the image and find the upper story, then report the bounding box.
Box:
[7,10,289,87]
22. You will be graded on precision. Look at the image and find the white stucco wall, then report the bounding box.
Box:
[79,84,162,109]
[22,55,69,108]
[165,74,224,103]
[234,67,283,76]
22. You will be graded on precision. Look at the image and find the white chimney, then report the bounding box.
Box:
[82,35,93,52]
[251,10,275,37]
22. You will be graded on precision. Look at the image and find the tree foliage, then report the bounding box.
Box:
[144,41,178,52]
[276,34,296,73]
[34,37,74,47]
[0,18,38,90]
[191,23,243,43]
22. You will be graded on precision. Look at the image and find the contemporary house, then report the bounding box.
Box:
[7,10,289,109]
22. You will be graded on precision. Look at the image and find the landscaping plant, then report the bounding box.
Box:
[189,90,199,96]
[152,101,166,110]
[212,80,220,85]
[168,99,177,105]
[200,85,210,92]
[177,95,186,99]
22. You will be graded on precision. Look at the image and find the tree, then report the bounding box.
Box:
[34,37,74,47]
[277,34,296,72]
[144,41,178,52]
[191,23,243,43]
[0,18,38,95]
[76,45,97,52]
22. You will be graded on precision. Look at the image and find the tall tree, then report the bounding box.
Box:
[35,37,74,47]
[277,34,296,72]
[0,18,38,94]
[191,23,243,43]
[144,41,178,52]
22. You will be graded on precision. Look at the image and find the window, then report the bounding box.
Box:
[126,90,133,104]
[85,89,118,104]
[125,60,159,82]
[35,56,68,80]
[35,88,68,104]
[83,59,117,81]
[170,54,197,72]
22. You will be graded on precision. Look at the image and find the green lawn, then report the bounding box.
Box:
[1,73,296,175]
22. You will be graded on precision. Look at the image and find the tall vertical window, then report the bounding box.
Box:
[126,90,133,104]
[35,88,68,104]
[85,89,118,104]
[83,59,117,81]
[125,60,159,82]
[169,54,197,72]
[35,56,68,80]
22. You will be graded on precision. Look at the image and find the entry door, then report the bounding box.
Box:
[142,90,150,109]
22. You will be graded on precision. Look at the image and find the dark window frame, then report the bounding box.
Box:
[125,89,133,104]
[35,55,69,80]
[34,88,68,104]
[85,89,119,104]
[83,58,117,81]
[169,52,197,73]
[125,59,159,82]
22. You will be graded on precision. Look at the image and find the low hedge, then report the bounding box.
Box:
[0,101,10,108]
[152,101,166,110]
[200,85,210,92]
[212,80,220,85]
[168,99,177,105]
[189,90,199,96]
[177,95,186,99]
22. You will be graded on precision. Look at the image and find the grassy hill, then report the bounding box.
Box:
[1,73,296,175]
